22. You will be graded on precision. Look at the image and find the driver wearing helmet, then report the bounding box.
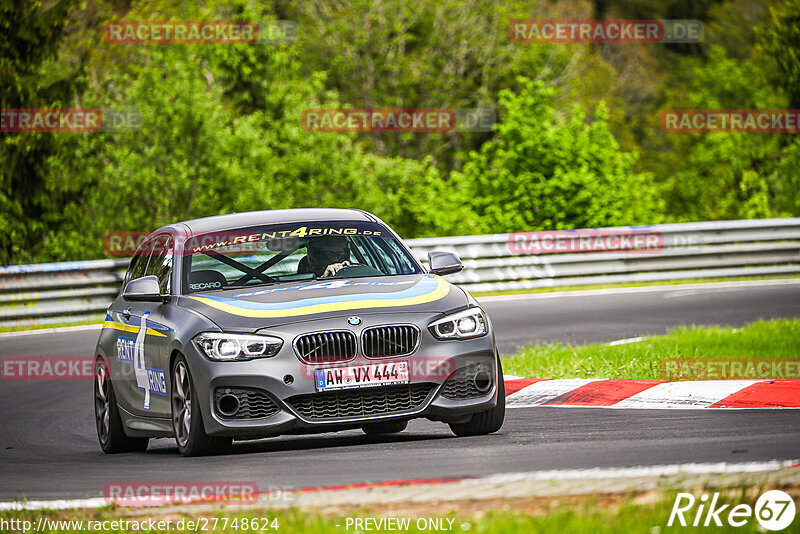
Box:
[299,236,351,277]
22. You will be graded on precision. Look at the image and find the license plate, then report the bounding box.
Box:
[314,361,409,391]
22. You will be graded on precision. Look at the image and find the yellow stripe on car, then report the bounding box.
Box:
[188,277,451,318]
[101,321,167,338]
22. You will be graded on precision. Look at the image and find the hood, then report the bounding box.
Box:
[177,274,468,331]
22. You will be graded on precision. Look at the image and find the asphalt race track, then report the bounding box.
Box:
[1,281,799,501]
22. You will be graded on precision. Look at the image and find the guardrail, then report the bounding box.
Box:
[1,218,799,328]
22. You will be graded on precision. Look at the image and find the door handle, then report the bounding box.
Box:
[121,307,132,319]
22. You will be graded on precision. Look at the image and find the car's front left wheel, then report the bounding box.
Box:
[171,355,232,456]
[94,358,149,453]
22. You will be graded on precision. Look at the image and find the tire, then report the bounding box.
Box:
[94,357,149,453]
[448,357,506,437]
[171,355,232,456]
[362,420,408,436]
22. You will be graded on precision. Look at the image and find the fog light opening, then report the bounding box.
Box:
[217,393,240,417]
[473,370,492,393]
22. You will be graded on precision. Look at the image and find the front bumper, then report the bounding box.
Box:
[184,313,500,438]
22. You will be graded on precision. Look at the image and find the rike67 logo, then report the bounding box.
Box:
[668,490,795,530]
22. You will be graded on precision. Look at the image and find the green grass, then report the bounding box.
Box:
[502,318,800,380]
[0,493,782,533]
[473,275,800,297]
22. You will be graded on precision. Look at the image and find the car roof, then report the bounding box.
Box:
[156,208,378,237]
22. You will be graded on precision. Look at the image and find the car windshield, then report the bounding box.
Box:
[182,221,421,294]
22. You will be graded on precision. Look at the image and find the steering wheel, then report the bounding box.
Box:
[331,264,383,278]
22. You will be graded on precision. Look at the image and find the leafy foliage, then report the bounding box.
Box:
[1,0,798,264]
[452,79,662,234]
[0,0,79,262]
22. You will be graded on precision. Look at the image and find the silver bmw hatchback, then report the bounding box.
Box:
[94,208,505,456]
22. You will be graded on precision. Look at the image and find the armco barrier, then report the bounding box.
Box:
[1,218,799,327]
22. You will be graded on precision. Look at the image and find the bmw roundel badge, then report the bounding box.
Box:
[347,316,362,326]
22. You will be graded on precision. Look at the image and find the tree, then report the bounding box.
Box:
[660,44,794,221]
[451,78,662,234]
[290,0,576,172]
[762,0,800,109]
[36,1,440,259]
[0,0,78,264]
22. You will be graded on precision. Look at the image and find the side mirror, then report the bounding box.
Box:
[427,251,464,276]
[123,275,167,302]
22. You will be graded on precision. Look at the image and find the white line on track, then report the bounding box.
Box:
[469,460,800,484]
[0,497,107,511]
[607,336,644,346]
[2,461,797,511]
[476,278,800,303]
[0,323,101,338]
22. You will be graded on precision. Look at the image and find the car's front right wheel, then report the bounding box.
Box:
[171,355,231,456]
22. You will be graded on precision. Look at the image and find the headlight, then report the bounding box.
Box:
[429,307,488,340]
[193,332,283,361]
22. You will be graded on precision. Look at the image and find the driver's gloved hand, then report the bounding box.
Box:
[321,260,351,277]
